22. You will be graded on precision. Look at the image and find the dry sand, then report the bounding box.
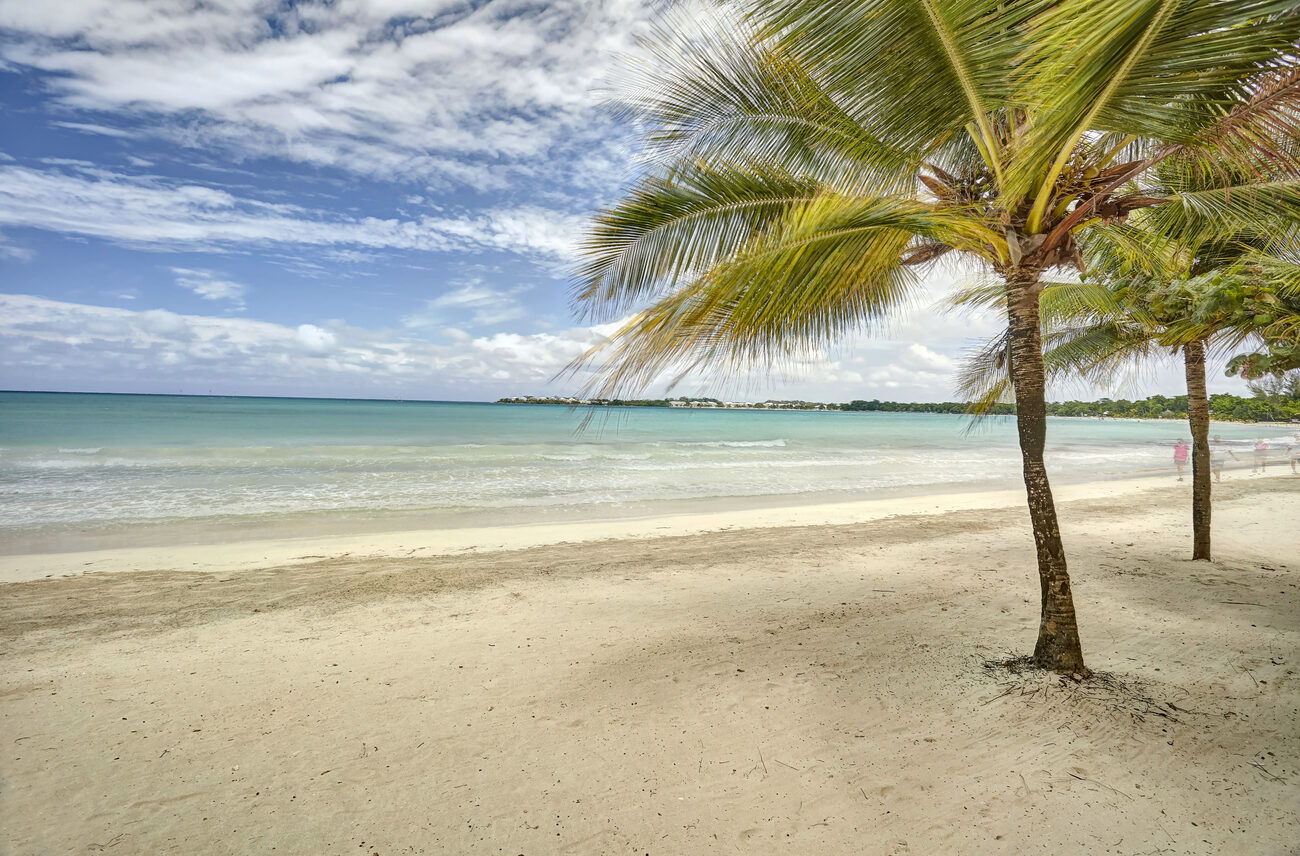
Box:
[2,475,1297,854]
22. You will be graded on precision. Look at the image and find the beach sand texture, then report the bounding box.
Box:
[2,476,1297,854]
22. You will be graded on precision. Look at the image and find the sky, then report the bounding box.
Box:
[0,0,1254,403]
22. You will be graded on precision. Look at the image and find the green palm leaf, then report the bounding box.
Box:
[1016,0,1300,230]
[615,8,919,191]
[574,195,992,395]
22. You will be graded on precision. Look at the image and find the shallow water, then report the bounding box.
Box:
[1,391,1290,553]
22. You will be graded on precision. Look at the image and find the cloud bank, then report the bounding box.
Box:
[0,163,586,259]
[1,293,1003,401]
[1,0,650,191]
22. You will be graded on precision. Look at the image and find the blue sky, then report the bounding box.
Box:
[0,0,1252,402]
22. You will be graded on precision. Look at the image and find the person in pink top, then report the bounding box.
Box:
[1253,438,1269,473]
[1173,439,1190,481]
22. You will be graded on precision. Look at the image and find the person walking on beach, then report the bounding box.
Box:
[1211,436,1238,483]
[1253,438,1269,473]
[1290,434,1299,475]
[1173,439,1190,481]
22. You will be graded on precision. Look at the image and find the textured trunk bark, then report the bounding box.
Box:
[1184,339,1212,561]
[1004,269,1087,674]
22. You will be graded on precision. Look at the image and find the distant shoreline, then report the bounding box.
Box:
[497,396,1300,425]
[3,390,1293,424]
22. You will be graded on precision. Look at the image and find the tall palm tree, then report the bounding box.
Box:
[571,0,1300,673]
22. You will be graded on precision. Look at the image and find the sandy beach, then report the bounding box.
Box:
[2,474,1297,854]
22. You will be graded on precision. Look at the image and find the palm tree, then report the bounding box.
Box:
[571,0,1300,673]
[951,254,1300,562]
[1143,249,1300,558]
[950,159,1300,562]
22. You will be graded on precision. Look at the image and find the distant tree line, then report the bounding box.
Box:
[843,378,1300,422]
[502,373,1300,422]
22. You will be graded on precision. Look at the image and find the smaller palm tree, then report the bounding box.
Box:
[950,217,1300,561]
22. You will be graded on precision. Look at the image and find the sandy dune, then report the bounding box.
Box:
[2,477,1297,854]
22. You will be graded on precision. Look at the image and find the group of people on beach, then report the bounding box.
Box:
[1173,434,1300,481]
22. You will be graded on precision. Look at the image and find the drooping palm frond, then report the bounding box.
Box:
[1141,179,1300,247]
[943,276,1125,328]
[1175,65,1300,177]
[954,308,1158,422]
[940,279,1006,314]
[945,271,1151,423]
[953,329,1013,420]
[573,194,998,396]
[573,163,824,318]
[1078,220,1184,281]
[1040,319,1161,382]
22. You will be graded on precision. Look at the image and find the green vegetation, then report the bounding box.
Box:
[500,380,1300,422]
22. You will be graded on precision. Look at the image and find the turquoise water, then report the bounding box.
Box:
[0,391,1286,553]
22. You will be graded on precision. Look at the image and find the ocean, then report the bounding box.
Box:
[0,391,1287,554]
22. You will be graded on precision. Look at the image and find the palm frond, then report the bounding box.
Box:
[753,0,1035,165]
[571,195,989,397]
[1080,222,1186,281]
[1176,66,1300,178]
[1144,179,1300,247]
[954,330,1013,422]
[941,279,1006,314]
[613,7,918,191]
[1016,0,1300,228]
[573,163,823,319]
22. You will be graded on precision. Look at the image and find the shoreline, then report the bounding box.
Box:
[4,468,1293,584]
[501,399,1300,426]
[2,476,1295,854]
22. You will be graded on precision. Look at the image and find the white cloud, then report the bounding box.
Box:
[49,121,139,138]
[405,278,533,328]
[296,323,338,354]
[897,343,954,373]
[0,293,1255,402]
[172,267,248,308]
[0,233,34,261]
[0,164,583,261]
[0,293,617,397]
[0,0,653,190]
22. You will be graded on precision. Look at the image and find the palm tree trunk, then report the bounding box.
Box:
[1004,268,1087,674]
[1184,339,1211,560]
